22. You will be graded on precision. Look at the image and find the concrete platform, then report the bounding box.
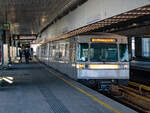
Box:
[0,61,137,113]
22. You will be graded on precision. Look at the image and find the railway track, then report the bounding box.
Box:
[111,81,150,113]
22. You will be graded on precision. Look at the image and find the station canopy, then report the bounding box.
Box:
[0,0,149,38]
[0,0,86,35]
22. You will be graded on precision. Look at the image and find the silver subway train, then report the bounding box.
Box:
[36,33,129,91]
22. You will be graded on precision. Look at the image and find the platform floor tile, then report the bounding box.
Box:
[0,62,137,113]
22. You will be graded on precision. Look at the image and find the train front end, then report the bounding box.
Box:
[76,34,129,90]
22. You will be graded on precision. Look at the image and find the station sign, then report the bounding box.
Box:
[3,23,10,31]
[144,35,150,38]
[19,36,36,40]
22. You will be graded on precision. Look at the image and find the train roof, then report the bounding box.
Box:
[79,32,127,39]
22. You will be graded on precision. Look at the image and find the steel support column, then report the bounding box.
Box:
[0,30,3,67]
[135,37,142,59]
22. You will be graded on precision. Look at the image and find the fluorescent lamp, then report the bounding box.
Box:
[89,64,119,69]
[3,77,13,84]
[6,77,14,80]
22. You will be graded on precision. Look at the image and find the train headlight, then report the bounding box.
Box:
[119,64,128,69]
[123,65,128,69]
[88,64,119,69]
[76,64,85,69]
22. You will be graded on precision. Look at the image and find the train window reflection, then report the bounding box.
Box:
[90,43,118,62]
[0,42,2,64]
[120,44,128,62]
[78,43,89,62]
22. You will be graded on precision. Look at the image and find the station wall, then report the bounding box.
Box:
[40,0,150,42]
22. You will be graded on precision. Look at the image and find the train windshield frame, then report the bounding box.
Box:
[77,43,129,62]
[77,43,89,62]
[90,43,118,62]
[119,44,129,62]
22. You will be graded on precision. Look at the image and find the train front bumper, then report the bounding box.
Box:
[77,69,129,79]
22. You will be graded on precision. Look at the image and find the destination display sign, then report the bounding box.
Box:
[91,38,116,43]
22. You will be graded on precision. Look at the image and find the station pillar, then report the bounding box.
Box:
[3,31,9,66]
[16,35,20,57]
[0,30,3,67]
[128,37,132,60]
[135,37,142,59]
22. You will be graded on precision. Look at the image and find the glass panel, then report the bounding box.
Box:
[131,37,135,57]
[120,44,129,62]
[90,43,118,62]
[58,43,66,61]
[65,43,70,60]
[142,38,150,58]
[52,45,56,58]
[78,43,89,62]
[0,41,1,64]
[42,45,47,57]
[55,43,60,60]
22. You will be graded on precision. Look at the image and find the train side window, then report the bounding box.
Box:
[120,44,129,62]
[65,43,70,60]
[77,43,89,62]
[58,43,65,60]
[55,43,60,60]
[52,45,56,59]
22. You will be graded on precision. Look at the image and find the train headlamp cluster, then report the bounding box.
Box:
[76,64,128,69]
[76,64,85,69]
[123,64,128,69]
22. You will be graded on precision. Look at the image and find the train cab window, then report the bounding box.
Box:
[90,43,118,62]
[78,43,89,62]
[120,44,128,62]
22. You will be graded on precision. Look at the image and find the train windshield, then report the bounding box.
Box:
[120,44,128,62]
[78,43,89,62]
[90,43,118,62]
